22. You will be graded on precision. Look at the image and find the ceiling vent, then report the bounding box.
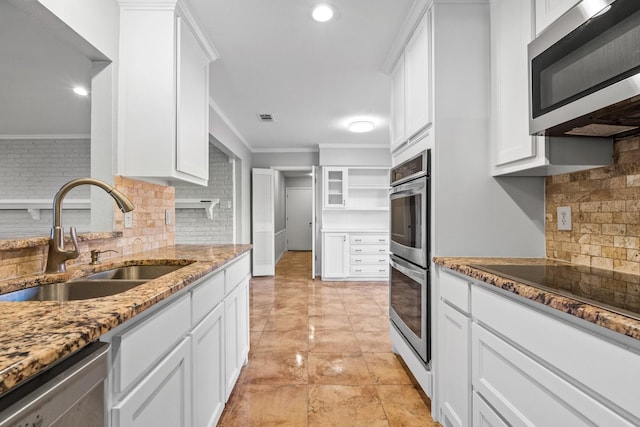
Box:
[257,113,275,123]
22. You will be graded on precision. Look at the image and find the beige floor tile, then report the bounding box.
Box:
[355,331,394,352]
[349,315,390,332]
[344,302,386,316]
[308,353,372,385]
[377,385,439,427]
[308,385,389,427]
[309,315,352,331]
[253,330,308,353]
[309,329,361,353]
[363,353,413,385]
[263,313,309,332]
[243,351,308,385]
[308,300,347,316]
[222,384,308,427]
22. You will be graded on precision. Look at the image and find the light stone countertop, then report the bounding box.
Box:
[433,257,640,342]
[0,244,251,395]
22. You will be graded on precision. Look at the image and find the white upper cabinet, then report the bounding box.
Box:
[490,0,540,174]
[118,1,217,186]
[323,167,347,209]
[534,0,579,35]
[390,57,406,152]
[389,8,432,153]
[404,11,431,140]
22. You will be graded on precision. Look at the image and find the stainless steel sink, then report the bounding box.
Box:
[83,265,185,281]
[0,265,186,302]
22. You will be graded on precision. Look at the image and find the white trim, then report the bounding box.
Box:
[0,134,91,140]
[274,229,287,264]
[176,0,220,61]
[253,147,319,153]
[317,143,390,149]
[208,97,253,153]
[270,166,313,172]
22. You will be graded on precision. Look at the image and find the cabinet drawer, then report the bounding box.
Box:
[191,270,224,326]
[113,294,190,395]
[350,245,387,255]
[350,234,388,244]
[472,285,640,421]
[350,265,388,275]
[472,323,633,427]
[225,254,250,294]
[350,255,388,265]
[439,269,470,313]
[473,392,508,427]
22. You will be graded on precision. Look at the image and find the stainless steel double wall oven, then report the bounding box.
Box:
[389,150,431,364]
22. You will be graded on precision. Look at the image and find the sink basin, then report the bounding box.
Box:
[83,265,185,281]
[0,264,187,302]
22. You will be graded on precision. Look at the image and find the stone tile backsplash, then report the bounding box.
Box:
[546,136,640,273]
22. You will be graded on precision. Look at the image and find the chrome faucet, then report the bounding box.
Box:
[45,178,135,273]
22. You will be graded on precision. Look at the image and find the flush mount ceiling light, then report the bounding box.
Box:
[312,4,334,22]
[348,120,375,133]
[73,86,88,96]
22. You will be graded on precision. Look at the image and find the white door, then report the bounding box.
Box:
[286,187,312,250]
[252,168,275,276]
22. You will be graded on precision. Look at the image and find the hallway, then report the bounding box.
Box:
[219,251,438,426]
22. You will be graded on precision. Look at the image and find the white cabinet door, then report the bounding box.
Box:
[534,0,579,35]
[473,392,508,427]
[438,302,470,427]
[390,55,406,152]
[176,15,209,181]
[191,303,225,427]
[224,279,249,400]
[490,0,540,171]
[323,167,347,208]
[404,9,431,140]
[322,233,348,279]
[112,338,191,427]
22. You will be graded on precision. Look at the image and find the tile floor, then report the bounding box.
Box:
[219,251,439,426]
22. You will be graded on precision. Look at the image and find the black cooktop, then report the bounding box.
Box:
[470,263,640,320]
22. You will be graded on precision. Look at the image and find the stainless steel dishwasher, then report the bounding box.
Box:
[0,341,109,427]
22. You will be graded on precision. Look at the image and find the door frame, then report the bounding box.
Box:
[270,166,316,279]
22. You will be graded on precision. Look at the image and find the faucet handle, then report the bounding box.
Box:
[66,226,79,259]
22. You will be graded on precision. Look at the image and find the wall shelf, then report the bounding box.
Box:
[175,198,220,219]
[0,199,90,220]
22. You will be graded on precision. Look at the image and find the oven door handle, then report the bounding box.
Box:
[390,256,426,284]
[390,179,426,198]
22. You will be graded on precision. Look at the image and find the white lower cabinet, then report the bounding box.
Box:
[191,303,225,427]
[112,338,191,427]
[322,233,348,279]
[322,232,388,280]
[472,392,507,427]
[104,253,251,427]
[436,267,640,427]
[224,277,249,400]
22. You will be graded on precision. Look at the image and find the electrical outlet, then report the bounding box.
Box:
[165,209,171,225]
[124,212,133,229]
[557,206,572,231]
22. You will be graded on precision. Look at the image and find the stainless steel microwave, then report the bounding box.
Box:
[529,0,640,138]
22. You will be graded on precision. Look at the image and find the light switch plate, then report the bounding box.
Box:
[165,209,171,225]
[124,212,133,229]
[557,206,572,231]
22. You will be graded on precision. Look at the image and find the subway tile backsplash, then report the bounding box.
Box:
[546,136,640,273]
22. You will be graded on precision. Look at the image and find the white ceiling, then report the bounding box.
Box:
[190,0,414,152]
[1,0,413,151]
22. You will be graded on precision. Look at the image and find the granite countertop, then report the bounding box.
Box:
[0,244,251,395]
[433,257,640,341]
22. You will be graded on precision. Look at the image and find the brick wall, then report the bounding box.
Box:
[0,139,91,238]
[174,145,233,244]
[546,136,640,273]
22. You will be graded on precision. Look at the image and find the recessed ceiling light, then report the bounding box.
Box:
[312,4,334,22]
[73,86,88,96]
[348,121,375,133]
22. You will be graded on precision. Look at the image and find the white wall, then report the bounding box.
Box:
[319,145,391,166]
[252,151,318,168]
[209,104,253,244]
